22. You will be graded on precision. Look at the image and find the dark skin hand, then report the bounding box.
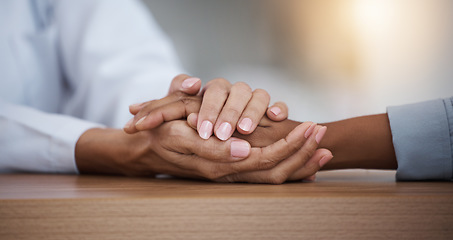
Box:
[231,114,398,171]
[135,90,398,171]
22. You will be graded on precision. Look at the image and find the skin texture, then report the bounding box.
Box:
[80,74,332,184]
[76,111,397,183]
[124,74,288,140]
[76,74,396,183]
[234,115,397,171]
[75,121,331,184]
[132,88,397,171]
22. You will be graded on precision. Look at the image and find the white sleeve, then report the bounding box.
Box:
[56,0,185,128]
[0,0,184,173]
[0,100,103,173]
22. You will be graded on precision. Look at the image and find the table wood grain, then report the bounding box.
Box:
[1,170,452,239]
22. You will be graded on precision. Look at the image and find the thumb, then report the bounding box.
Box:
[168,74,202,95]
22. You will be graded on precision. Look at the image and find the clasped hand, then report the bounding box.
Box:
[121,74,332,184]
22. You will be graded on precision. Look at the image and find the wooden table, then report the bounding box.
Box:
[1,170,452,239]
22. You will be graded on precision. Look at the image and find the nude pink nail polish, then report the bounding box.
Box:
[315,126,327,144]
[269,107,281,116]
[182,77,200,89]
[135,116,146,127]
[304,122,317,138]
[319,155,333,168]
[217,122,232,141]
[230,140,250,158]
[238,118,253,132]
[199,120,213,139]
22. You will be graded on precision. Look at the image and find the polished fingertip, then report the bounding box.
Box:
[238,118,253,132]
[304,122,317,138]
[199,120,213,139]
[319,154,333,168]
[286,122,312,142]
[230,140,251,158]
[135,116,147,128]
[217,122,232,141]
[269,106,281,116]
[182,77,201,89]
[315,126,327,144]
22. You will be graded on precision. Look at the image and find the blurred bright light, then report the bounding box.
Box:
[353,0,395,33]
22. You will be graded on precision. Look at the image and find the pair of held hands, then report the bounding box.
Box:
[121,74,333,184]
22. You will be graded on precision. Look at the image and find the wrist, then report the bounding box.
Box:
[75,128,153,176]
[320,113,397,170]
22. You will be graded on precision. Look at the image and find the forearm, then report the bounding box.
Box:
[320,113,397,170]
[75,128,153,176]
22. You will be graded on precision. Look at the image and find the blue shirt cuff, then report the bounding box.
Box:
[387,97,453,181]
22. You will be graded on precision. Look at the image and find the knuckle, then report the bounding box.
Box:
[165,121,190,137]
[179,95,197,106]
[299,147,314,160]
[232,82,252,93]
[225,107,241,120]
[258,158,278,170]
[243,106,261,120]
[214,78,230,86]
[173,91,186,99]
[254,89,271,101]
[200,165,224,180]
[285,138,301,155]
[207,78,230,88]
[201,103,220,119]
[269,171,287,185]
[173,73,188,82]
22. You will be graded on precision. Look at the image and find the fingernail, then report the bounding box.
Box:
[216,122,232,141]
[135,116,146,127]
[270,107,281,116]
[124,118,134,129]
[199,120,213,139]
[238,118,253,132]
[182,77,200,89]
[315,126,327,144]
[319,154,333,168]
[304,122,317,138]
[230,140,250,158]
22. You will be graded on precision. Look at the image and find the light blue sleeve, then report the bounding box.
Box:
[387,97,453,181]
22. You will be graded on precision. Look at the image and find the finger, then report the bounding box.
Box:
[214,82,253,140]
[217,126,322,184]
[129,101,148,115]
[226,121,317,174]
[236,88,270,135]
[288,148,333,181]
[187,113,198,130]
[266,101,289,122]
[303,174,316,182]
[129,75,201,117]
[134,98,201,131]
[168,74,202,95]
[197,78,232,139]
[124,94,201,134]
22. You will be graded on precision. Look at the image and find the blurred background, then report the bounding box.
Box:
[143,0,453,123]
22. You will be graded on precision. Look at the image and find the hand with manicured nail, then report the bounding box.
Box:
[123,74,289,141]
[77,118,331,184]
[186,114,331,183]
